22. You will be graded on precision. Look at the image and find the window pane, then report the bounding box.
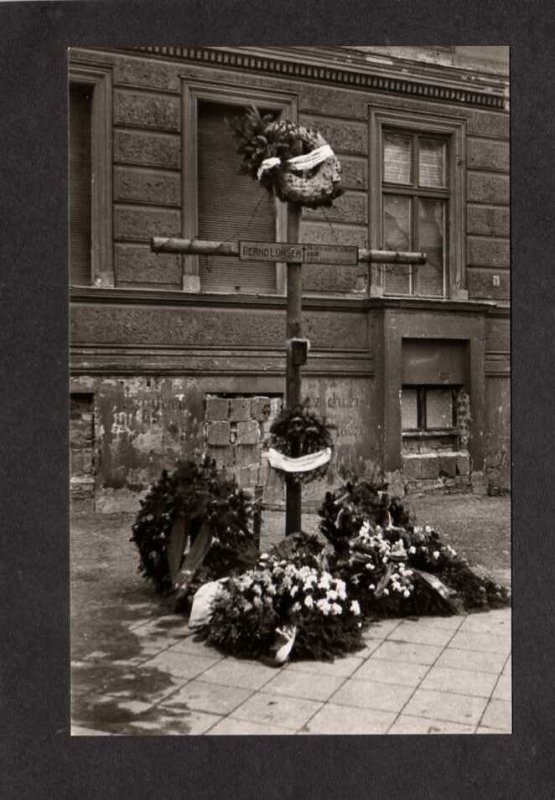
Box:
[401,388,419,430]
[384,195,411,295]
[417,199,445,296]
[419,138,446,188]
[383,133,412,185]
[426,389,453,429]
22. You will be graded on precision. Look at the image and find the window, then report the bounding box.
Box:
[382,131,448,296]
[369,108,466,299]
[183,84,297,293]
[68,61,113,287]
[69,83,93,285]
[197,100,279,293]
[401,386,457,432]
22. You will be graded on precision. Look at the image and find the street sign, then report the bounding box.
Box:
[239,240,358,266]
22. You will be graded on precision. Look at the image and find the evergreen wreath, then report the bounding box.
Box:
[131,456,256,595]
[267,399,334,484]
[227,106,344,208]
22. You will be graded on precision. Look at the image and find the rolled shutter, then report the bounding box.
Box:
[197,101,277,293]
[69,83,92,286]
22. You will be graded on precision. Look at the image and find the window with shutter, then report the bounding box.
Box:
[197,101,278,293]
[69,83,93,285]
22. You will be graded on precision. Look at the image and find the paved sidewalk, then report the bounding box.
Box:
[71,607,511,736]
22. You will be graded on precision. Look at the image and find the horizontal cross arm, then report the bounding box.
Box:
[151,237,426,265]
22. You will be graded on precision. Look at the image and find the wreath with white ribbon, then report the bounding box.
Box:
[266,401,334,484]
[227,107,344,208]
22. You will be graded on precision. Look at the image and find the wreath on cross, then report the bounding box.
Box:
[227,106,344,208]
[266,400,334,484]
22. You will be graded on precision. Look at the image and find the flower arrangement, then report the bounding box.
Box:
[227,106,344,208]
[204,555,363,661]
[267,399,334,484]
[321,479,511,616]
[131,456,257,596]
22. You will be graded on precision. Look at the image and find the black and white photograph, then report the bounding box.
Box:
[67,45,512,736]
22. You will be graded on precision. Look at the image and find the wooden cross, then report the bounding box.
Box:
[151,206,426,536]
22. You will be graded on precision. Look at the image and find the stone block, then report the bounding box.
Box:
[420,455,439,481]
[456,454,470,476]
[229,398,250,422]
[114,90,180,132]
[206,421,230,447]
[114,130,180,169]
[209,446,235,469]
[467,138,509,172]
[304,191,367,224]
[235,445,259,467]
[300,221,368,248]
[250,396,272,422]
[467,205,510,238]
[468,237,509,268]
[114,57,182,92]
[114,207,180,242]
[402,456,421,481]
[299,115,368,155]
[237,466,259,489]
[336,156,368,191]
[114,166,181,207]
[205,397,229,421]
[115,244,182,287]
[438,454,458,478]
[468,173,509,205]
[236,420,260,446]
[467,268,510,302]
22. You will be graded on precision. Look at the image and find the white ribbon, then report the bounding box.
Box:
[256,144,335,180]
[266,447,332,473]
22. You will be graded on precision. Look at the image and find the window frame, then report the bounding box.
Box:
[369,106,467,300]
[401,385,458,435]
[182,81,297,294]
[68,60,113,287]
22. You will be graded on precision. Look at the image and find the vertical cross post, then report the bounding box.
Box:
[285,202,303,535]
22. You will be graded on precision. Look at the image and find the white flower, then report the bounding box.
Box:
[433,550,440,560]
[369,583,375,591]
[304,595,314,609]
[382,588,389,596]
[253,596,262,608]
[327,589,338,601]
[331,603,343,616]
[425,525,433,534]
[291,601,302,614]
[408,546,416,554]
[316,598,331,616]
[290,586,298,598]
[403,589,410,598]
[350,600,361,616]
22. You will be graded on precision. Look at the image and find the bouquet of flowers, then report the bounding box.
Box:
[227,106,344,208]
[204,555,363,661]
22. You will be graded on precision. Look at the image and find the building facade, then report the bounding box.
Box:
[68,46,510,511]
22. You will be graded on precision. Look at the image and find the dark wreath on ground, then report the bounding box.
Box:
[131,455,510,663]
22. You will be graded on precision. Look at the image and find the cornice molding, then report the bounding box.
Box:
[123,46,507,110]
[70,286,503,315]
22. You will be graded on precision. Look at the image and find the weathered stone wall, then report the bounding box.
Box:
[70,394,95,511]
[69,376,380,512]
